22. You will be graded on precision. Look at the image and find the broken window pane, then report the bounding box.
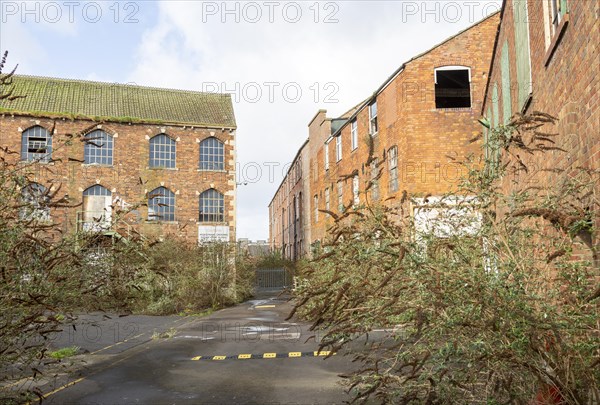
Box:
[21,126,52,162]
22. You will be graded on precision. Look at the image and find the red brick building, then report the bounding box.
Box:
[0,75,237,243]
[268,140,309,260]
[269,13,500,257]
[481,0,599,261]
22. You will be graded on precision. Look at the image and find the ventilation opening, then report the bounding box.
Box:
[435,68,471,109]
[28,138,48,154]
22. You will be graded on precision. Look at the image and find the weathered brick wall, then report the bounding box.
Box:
[307,14,499,248]
[0,114,236,243]
[268,141,307,259]
[482,0,599,261]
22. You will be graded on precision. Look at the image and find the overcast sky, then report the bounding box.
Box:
[1,0,501,240]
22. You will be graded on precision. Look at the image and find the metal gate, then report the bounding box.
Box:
[255,268,293,292]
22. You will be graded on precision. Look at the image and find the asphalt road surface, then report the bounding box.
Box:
[36,294,358,405]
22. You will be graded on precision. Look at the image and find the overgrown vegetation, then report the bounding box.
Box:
[293,112,599,404]
[48,347,79,360]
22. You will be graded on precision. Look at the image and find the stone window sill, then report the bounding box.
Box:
[147,167,178,171]
[544,13,569,67]
[82,164,113,168]
[197,169,227,173]
[19,160,54,165]
[435,107,473,112]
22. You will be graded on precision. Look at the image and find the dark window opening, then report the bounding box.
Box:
[435,69,471,109]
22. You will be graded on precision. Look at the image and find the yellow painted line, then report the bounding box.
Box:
[1,377,31,390]
[314,351,334,357]
[212,355,226,360]
[25,317,196,403]
[191,356,202,361]
[254,305,276,309]
[91,315,191,355]
[25,377,85,404]
[90,331,145,355]
[288,352,302,357]
[238,354,252,359]
[263,353,277,359]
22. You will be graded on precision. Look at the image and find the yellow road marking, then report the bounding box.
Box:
[254,305,276,309]
[238,354,252,359]
[24,377,85,404]
[24,316,195,403]
[213,355,226,360]
[191,356,202,361]
[263,353,277,359]
[288,352,301,357]
[314,351,334,356]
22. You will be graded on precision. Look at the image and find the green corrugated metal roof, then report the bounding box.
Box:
[0,75,236,128]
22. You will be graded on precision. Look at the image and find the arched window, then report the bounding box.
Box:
[148,187,175,222]
[84,130,113,165]
[149,134,176,168]
[21,126,52,162]
[21,183,50,221]
[82,185,112,231]
[199,189,224,223]
[199,137,224,171]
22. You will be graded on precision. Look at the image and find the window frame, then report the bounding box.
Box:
[199,188,225,223]
[434,66,472,109]
[148,186,176,222]
[21,126,52,163]
[149,134,176,169]
[325,187,330,211]
[350,120,358,150]
[388,146,399,193]
[84,130,114,166]
[324,140,330,171]
[335,135,342,162]
[337,181,344,212]
[368,101,378,136]
[543,0,569,65]
[21,182,51,221]
[370,158,380,201]
[199,137,225,171]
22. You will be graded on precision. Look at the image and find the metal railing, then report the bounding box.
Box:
[255,268,293,292]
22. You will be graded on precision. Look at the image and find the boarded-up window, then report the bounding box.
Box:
[513,0,533,111]
[82,185,112,231]
[501,41,512,124]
